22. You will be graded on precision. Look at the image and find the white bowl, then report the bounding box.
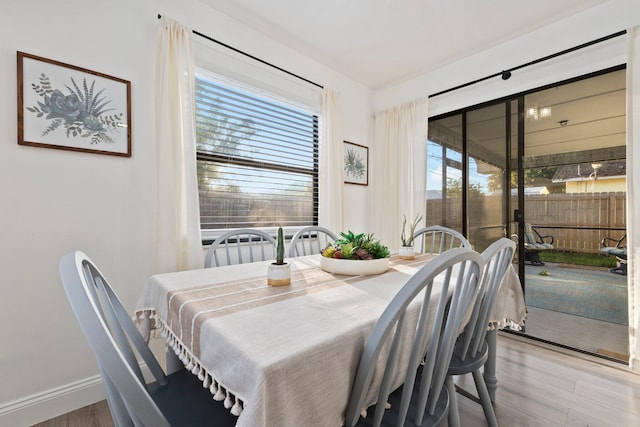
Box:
[319,256,389,275]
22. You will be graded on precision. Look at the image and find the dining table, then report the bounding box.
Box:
[135,253,525,427]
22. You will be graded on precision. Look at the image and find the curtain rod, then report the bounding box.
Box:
[157,14,324,89]
[429,29,627,99]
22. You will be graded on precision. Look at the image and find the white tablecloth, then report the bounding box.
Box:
[492,265,526,330]
[135,254,525,427]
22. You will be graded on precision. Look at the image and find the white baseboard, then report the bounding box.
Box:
[0,359,159,427]
[0,375,106,427]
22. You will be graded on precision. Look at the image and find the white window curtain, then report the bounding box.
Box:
[155,17,203,272]
[626,27,639,371]
[319,88,344,233]
[371,100,428,249]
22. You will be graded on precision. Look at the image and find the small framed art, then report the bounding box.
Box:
[343,141,368,186]
[17,51,131,157]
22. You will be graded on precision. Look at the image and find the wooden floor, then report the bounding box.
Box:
[32,333,640,427]
[32,399,114,427]
[525,306,629,361]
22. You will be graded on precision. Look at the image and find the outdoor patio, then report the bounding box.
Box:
[520,262,629,361]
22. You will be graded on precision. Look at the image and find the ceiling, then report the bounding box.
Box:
[431,68,626,166]
[201,0,610,89]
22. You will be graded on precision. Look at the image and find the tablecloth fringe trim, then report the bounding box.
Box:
[140,309,244,417]
[490,318,525,331]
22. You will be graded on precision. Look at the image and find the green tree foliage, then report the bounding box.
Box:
[195,91,257,191]
[446,178,485,198]
[516,167,557,188]
[486,167,564,193]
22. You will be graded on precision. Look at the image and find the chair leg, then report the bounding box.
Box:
[609,260,627,275]
[533,253,545,266]
[472,369,498,427]
[525,251,546,266]
[446,376,461,427]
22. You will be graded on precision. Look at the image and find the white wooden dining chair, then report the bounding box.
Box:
[344,248,484,427]
[204,228,277,268]
[445,238,516,427]
[60,251,238,427]
[413,226,471,254]
[288,226,337,257]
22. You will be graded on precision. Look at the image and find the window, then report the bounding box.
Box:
[195,74,319,233]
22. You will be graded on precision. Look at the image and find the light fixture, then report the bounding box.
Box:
[501,70,512,80]
[589,163,602,181]
[526,107,536,118]
[539,107,552,118]
[559,120,568,126]
[525,106,552,120]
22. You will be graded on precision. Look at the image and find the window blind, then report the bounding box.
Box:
[195,75,319,230]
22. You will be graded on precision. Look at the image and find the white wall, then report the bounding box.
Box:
[373,0,639,115]
[0,0,371,425]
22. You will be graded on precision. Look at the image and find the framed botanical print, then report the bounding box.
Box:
[17,51,131,157]
[343,141,368,186]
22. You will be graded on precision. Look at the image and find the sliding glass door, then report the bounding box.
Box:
[427,66,628,361]
[466,103,509,252]
[520,69,628,360]
[428,104,512,253]
[426,114,464,232]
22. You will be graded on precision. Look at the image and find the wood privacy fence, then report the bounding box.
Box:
[426,192,626,254]
[524,192,626,253]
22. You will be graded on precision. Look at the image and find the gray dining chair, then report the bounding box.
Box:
[60,251,237,427]
[344,248,484,427]
[204,228,277,268]
[288,226,337,257]
[445,238,516,427]
[413,226,471,254]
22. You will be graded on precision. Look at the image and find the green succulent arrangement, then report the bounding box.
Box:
[322,231,390,260]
